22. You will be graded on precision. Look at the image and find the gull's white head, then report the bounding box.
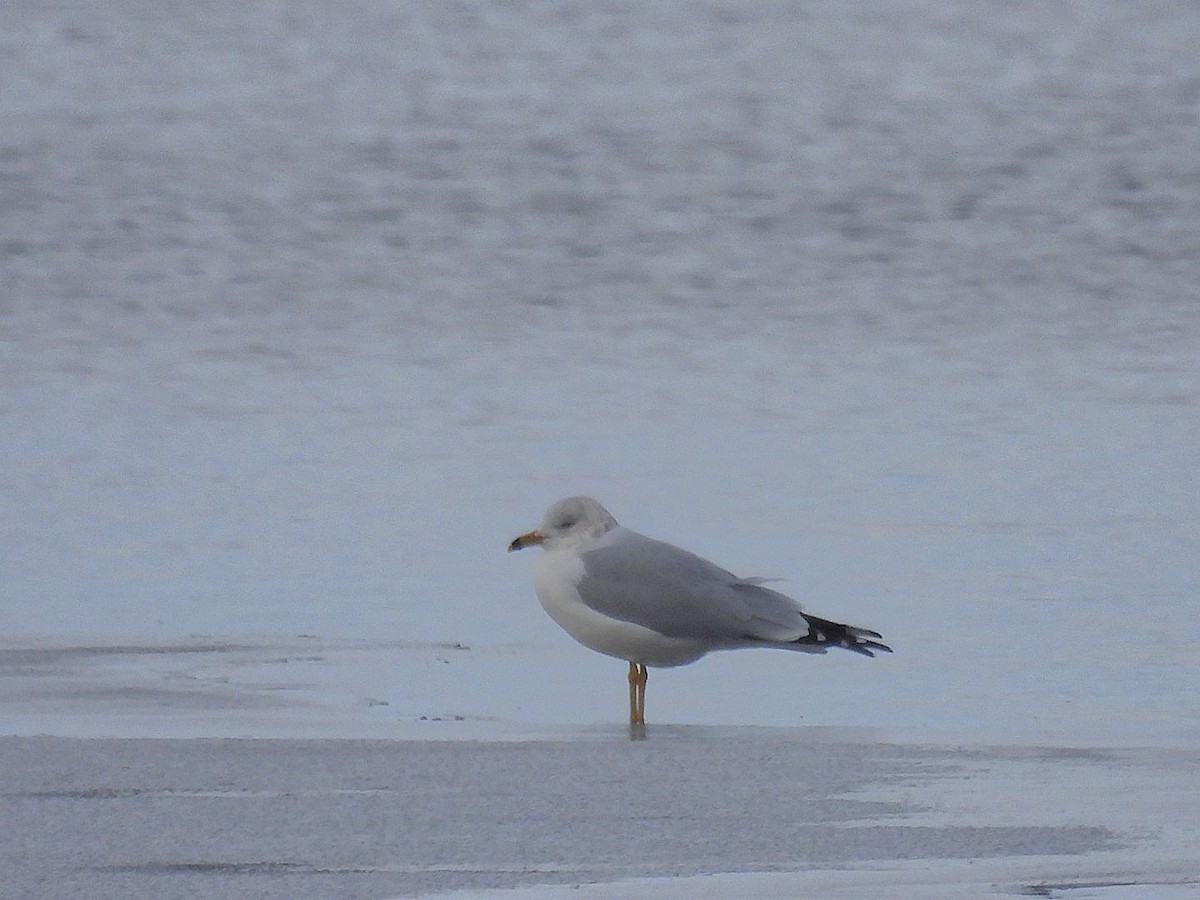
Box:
[508,496,618,552]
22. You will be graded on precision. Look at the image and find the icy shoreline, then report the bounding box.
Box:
[3,730,1196,900]
[2,637,1195,748]
[4,637,1196,900]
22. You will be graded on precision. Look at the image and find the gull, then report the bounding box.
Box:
[509,496,891,727]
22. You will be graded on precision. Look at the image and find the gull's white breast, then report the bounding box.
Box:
[533,546,710,667]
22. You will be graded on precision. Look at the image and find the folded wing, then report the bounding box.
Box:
[577,529,808,644]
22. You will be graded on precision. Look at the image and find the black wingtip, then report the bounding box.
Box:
[799,613,891,657]
[848,639,892,657]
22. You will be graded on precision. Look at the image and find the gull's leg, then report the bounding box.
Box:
[633,662,643,724]
[636,664,647,724]
[627,663,647,726]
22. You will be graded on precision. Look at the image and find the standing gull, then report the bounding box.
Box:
[509,496,891,726]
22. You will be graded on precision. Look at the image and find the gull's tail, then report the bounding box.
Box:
[795,613,892,657]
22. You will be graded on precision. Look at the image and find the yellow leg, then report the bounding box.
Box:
[636,664,647,724]
[627,661,639,725]
[627,662,648,726]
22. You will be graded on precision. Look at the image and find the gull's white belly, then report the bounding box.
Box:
[534,550,709,667]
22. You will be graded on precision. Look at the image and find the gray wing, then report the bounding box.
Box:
[576,528,806,643]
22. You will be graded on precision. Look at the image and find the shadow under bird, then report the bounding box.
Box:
[509,496,891,727]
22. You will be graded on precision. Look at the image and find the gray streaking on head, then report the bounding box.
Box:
[509,496,891,726]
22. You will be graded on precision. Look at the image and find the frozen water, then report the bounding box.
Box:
[1,0,1197,746]
[1,1,1199,896]
[2,733,1197,900]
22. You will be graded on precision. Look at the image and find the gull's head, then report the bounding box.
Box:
[508,496,619,552]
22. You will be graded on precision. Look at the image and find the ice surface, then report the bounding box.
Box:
[436,868,1200,900]
[2,0,1199,897]
[2,641,1198,899]
[2,0,1198,747]
[3,732,1197,900]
